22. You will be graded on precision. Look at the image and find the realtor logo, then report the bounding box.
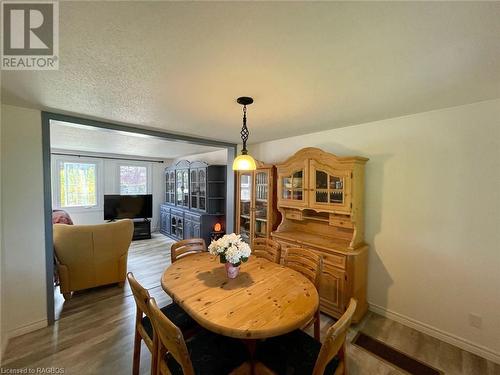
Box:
[1,1,59,70]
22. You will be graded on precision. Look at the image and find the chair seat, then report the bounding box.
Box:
[142,302,197,339]
[255,329,339,375]
[166,330,249,375]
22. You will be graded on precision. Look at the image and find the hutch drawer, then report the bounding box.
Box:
[319,252,346,270]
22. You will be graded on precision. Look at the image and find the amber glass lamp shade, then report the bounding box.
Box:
[232,153,257,171]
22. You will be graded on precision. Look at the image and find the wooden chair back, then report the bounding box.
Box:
[283,247,322,288]
[312,298,357,375]
[252,238,282,263]
[170,238,206,264]
[148,297,195,375]
[127,272,153,350]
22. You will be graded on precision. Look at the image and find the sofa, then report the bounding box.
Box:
[53,219,134,300]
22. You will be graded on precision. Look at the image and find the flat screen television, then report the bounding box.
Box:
[104,194,153,220]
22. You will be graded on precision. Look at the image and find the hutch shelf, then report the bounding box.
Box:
[236,163,281,246]
[160,160,226,245]
[271,147,369,323]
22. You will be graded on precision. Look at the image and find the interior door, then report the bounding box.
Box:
[253,169,270,241]
[237,172,253,244]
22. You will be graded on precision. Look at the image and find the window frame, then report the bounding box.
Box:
[117,162,152,196]
[52,155,104,212]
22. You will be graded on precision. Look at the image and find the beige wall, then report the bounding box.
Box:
[249,98,500,361]
[1,104,47,341]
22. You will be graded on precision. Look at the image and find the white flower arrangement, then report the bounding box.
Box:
[208,233,251,266]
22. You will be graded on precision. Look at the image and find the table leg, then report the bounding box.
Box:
[244,339,257,375]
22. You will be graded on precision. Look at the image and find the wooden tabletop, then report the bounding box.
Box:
[161,252,319,339]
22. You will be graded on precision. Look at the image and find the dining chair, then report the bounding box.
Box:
[147,297,249,375]
[283,247,322,340]
[255,298,357,375]
[127,272,198,375]
[170,238,206,264]
[252,238,281,264]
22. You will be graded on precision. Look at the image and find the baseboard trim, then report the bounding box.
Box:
[6,318,48,340]
[368,303,500,365]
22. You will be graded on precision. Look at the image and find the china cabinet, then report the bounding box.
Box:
[272,147,369,322]
[236,164,280,246]
[161,160,226,245]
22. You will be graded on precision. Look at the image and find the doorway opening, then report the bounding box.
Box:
[42,112,236,323]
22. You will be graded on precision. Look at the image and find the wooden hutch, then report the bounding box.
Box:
[271,147,369,322]
[160,160,226,245]
[235,163,281,246]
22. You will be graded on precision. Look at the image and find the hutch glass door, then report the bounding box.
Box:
[176,170,183,206]
[238,173,252,243]
[254,171,269,239]
[165,171,171,203]
[190,169,199,209]
[198,169,206,211]
[281,169,305,205]
[310,161,350,211]
[182,170,189,207]
[167,171,175,203]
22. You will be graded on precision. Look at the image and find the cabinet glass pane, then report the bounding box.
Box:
[199,170,206,197]
[316,171,328,189]
[176,171,183,205]
[254,171,268,238]
[283,189,292,199]
[330,176,343,190]
[183,171,189,206]
[292,171,303,188]
[330,191,343,203]
[316,191,328,203]
[239,173,252,243]
[190,170,198,208]
[282,171,304,201]
[282,176,292,199]
[177,218,183,238]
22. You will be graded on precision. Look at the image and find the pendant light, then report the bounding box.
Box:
[232,96,257,171]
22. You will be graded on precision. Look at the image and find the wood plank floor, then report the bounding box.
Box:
[2,234,499,374]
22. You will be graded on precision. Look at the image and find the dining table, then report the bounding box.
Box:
[161,252,319,371]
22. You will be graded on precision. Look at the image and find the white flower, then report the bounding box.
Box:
[208,233,252,265]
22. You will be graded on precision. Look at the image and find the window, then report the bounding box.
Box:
[120,165,148,195]
[58,161,98,208]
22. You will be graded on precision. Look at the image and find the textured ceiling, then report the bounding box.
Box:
[2,2,500,143]
[50,121,223,159]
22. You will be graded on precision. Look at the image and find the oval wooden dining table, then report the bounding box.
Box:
[161,252,319,340]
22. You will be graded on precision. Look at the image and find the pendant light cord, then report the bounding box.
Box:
[240,104,249,155]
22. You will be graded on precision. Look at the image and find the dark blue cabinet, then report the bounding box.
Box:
[161,160,226,245]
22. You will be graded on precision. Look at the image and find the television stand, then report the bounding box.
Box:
[132,219,151,241]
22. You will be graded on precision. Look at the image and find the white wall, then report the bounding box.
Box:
[0,103,5,359]
[1,104,47,341]
[249,98,500,362]
[51,153,167,231]
[172,148,227,166]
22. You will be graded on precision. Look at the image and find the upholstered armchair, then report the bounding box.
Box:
[53,219,134,300]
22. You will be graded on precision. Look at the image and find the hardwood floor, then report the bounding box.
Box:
[2,234,499,374]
